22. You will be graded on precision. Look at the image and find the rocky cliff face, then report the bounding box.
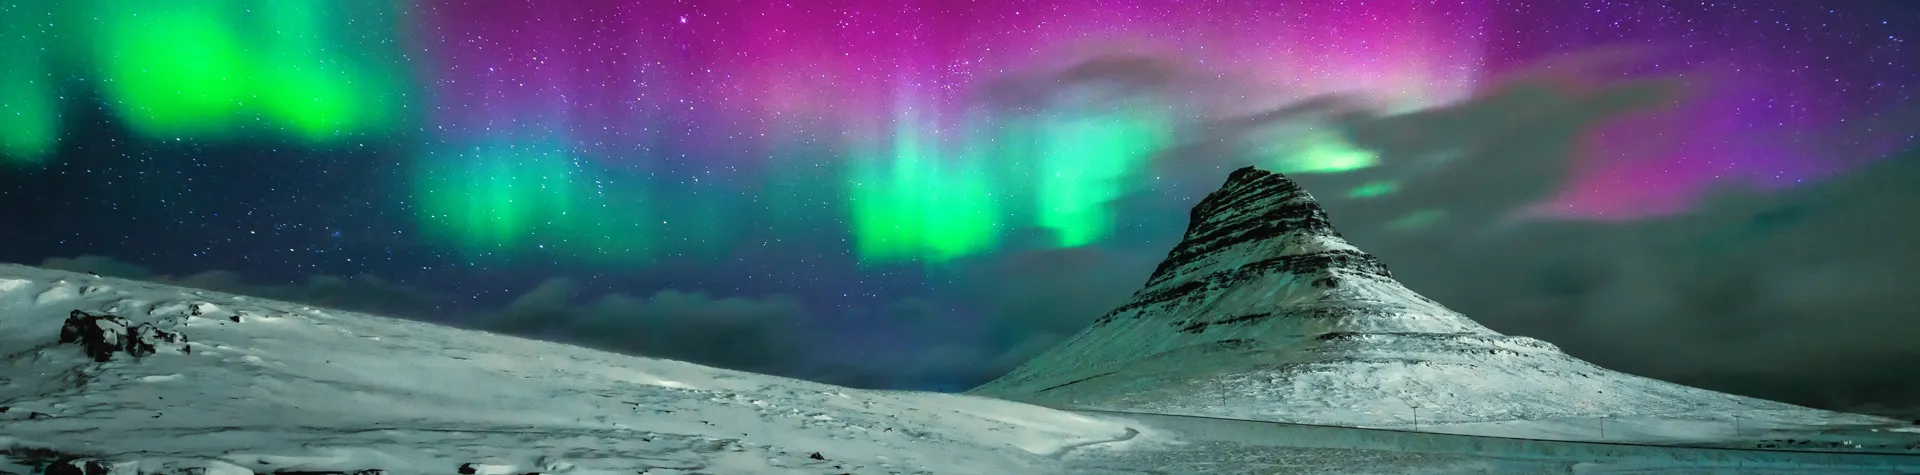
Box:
[969,166,1885,436]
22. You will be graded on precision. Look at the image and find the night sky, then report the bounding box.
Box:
[3,0,1918,415]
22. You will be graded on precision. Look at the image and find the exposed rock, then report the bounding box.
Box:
[456,463,517,475]
[57,310,189,362]
[42,459,133,475]
[807,452,825,461]
[39,462,82,475]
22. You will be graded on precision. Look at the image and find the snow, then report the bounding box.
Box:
[0,264,1140,474]
[1069,409,1920,474]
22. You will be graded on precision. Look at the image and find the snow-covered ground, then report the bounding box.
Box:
[1061,409,1920,474]
[0,264,1138,475]
[999,329,1905,445]
[5,262,1916,475]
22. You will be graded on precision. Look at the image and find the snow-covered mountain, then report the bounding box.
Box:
[969,166,1897,442]
[0,264,1142,475]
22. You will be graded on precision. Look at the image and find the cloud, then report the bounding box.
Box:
[874,246,1168,388]
[1431,151,1920,416]
[955,247,1162,337]
[978,52,1192,112]
[478,278,814,376]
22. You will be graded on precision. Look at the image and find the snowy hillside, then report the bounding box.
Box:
[970,166,1900,443]
[0,264,1140,475]
[1,216,1914,475]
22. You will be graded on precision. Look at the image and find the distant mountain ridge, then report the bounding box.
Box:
[970,166,1894,442]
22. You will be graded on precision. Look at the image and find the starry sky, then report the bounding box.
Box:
[2,0,1918,415]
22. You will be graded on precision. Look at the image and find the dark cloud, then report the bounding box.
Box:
[1325,150,1920,419]
[954,247,1163,338]
[879,246,1159,384]
[479,279,814,376]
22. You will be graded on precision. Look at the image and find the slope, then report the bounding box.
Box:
[0,263,1137,475]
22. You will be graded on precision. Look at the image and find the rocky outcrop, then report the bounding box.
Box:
[58,310,190,362]
[972,166,1500,400]
[41,459,130,475]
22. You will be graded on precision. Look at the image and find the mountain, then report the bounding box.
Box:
[969,166,1895,442]
[0,264,1140,475]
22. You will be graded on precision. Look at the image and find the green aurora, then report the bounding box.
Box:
[3,0,1396,266]
[412,143,663,261]
[847,111,1005,265]
[0,1,58,165]
[1031,106,1172,248]
[0,0,411,153]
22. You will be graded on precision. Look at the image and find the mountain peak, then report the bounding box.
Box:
[1152,165,1376,294]
[980,165,1491,396]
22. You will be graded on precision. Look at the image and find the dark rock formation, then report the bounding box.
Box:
[41,459,111,475]
[58,310,189,362]
[456,463,517,475]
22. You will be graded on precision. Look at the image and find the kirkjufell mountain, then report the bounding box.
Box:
[971,166,1894,441]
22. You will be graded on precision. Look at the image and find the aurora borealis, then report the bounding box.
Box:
[2,0,1917,407]
[0,0,411,147]
[8,0,1908,262]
